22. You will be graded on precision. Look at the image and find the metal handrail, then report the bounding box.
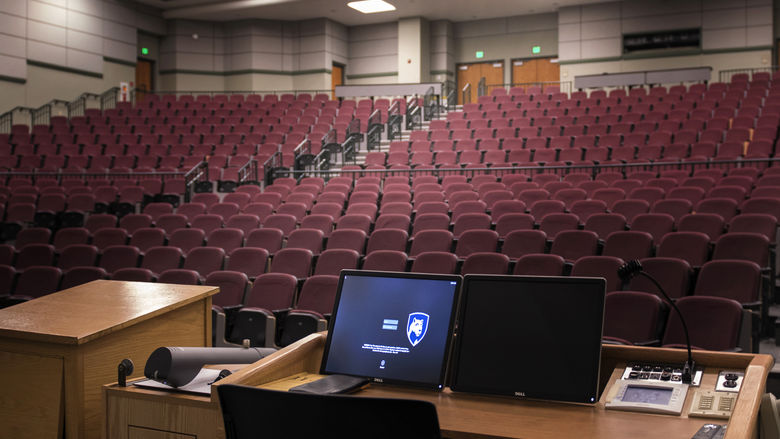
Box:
[366,109,383,151]
[499,81,573,95]
[719,67,779,83]
[0,107,34,134]
[183,161,208,203]
[423,86,437,121]
[276,157,780,180]
[100,87,120,110]
[386,101,402,142]
[262,147,285,186]
[462,83,471,105]
[477,77,487,98]
[137,88,335,99]
[237,158,259,186]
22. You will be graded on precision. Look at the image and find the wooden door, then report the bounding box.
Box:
[536,58,560,83]
[332,64,344,99]
[512,57,560,90]
[135,60,153,103]
[483,62,505,97]
[456,62,504,105]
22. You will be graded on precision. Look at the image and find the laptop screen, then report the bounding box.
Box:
[450,275,605,404]
[321,270,461,390]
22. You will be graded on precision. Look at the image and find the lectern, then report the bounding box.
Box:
[104,332,773,439]
[0,280,217,439]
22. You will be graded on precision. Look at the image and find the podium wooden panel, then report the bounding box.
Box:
[104,332,773,439]
[0,280,217,439]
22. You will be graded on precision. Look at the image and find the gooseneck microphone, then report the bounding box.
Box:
[617,260,695,384]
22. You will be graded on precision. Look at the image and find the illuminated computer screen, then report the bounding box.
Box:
[450,275,606,404]
[321,270,461,390]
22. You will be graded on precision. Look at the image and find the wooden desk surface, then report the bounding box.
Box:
[0,280,217,344]
[212,333,772,439]
[102,334,774,439]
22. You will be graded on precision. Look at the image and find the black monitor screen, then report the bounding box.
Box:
[321,270,461,390]
[450,275,605,404]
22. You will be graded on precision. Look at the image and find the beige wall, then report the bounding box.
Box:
[453,13,559,85]
[398,17,429,83]
[560,49,772,84]
[293,73,330,92]
[0,60,134,114]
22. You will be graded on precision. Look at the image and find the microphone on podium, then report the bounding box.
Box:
[617,260,695,384]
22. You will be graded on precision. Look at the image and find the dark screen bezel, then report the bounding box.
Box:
[320,270,462,390]
[449,274,605,404]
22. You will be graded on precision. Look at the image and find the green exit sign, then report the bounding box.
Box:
[475,51,484,59]
[532,45,541,54]
[141,47,149,55]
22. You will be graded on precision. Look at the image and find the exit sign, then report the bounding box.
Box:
[532,46,541,54]
[475,51,484,59]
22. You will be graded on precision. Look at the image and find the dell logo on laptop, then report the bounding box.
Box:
[373,378,384,383]
[514,391,526,397]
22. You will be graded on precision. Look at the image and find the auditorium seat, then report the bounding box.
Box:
[513,253,565,276]
[729,214,777,241]
[712,233,770,268]
[119,214,153,234]
[629,257,692,300]
[313,249,360,276]
[230,272,298,347]
[84,214,118,233]
[15,228,52,250]
[141,246,184,276]
[362,250,408,272]
[455,230,499,257]
[694,198,739,222]
[461,252,510,275]
[655,231,711,269]
[538,213,580,239]
[15,244,55,270]
[112,267,155,282]
[269,248,313,278]
[630,213,675,244]
[60,266,108,290]
[158,269,200,285]
[549,230,599,262]
[661,296,743,351]
[677,214,725,241]
[13,266,63,299]
[571,256,625,292]
[52,227,89,251]
[129,228,166,252]
[183,247,226,279]
[410,251,459,275]
[245,228,284,253]
[58,244,99,270]
[205,270,250,308]
[335,214,373,235]
[279,275,340,346]
[603,291,667,345]
[694,259,762,305]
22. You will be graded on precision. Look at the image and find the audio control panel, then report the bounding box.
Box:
[620,362,702,387]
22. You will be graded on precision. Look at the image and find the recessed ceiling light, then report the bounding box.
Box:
[347,0,396,14]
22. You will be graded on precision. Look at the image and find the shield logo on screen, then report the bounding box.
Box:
[406,312,429,347]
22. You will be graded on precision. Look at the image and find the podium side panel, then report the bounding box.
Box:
[106,391,219,439]
[81,299,208,439]
[0,350,64,439]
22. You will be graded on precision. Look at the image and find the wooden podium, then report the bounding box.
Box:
[104,332,773,439]
[0,280,217,439]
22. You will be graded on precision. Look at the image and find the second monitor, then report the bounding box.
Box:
[450,274,606,404]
